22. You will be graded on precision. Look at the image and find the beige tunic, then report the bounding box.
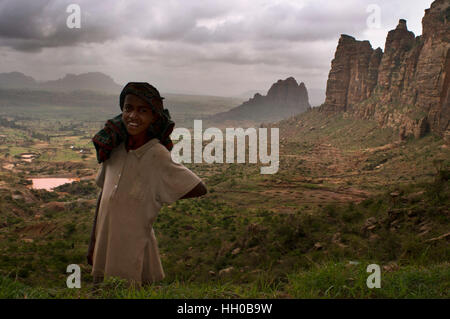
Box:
[91,138,202,284]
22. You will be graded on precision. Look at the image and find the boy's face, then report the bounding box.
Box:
[122,94,158,137]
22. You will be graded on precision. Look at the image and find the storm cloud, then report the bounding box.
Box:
[0,0,433,102]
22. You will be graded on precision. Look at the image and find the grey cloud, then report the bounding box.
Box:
[0,0,239,51]
[0,0,375,52]
[141,1,234,40]
[0,0,119,51]
[0,0,433,97]
[0,0,53,40]
[118,36,334,72]
[143,0,372,44]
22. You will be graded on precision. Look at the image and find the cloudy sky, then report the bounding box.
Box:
[0,0,433,104]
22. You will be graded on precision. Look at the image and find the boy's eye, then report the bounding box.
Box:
[123,105,150,113]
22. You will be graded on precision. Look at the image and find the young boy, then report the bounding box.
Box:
[89,82,207,287]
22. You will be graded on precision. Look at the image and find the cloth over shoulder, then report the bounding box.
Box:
[95,162,106,188]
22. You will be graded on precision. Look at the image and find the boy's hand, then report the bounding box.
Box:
[180,181,207,199]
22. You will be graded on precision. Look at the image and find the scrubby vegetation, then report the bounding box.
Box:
[0,106,448,298]
[0,166,448,298]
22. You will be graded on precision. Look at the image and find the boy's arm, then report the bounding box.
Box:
[180,181,207,199]
[87,163,105,265]
[87,189,102,266]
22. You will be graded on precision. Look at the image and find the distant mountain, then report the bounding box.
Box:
[209,76,311,124]
[39,72,122,93]
[236,88,325,107]
[0,72,38,89]
[0,71,122,94]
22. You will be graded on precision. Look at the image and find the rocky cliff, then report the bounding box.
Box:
[320,0,449,140]
[210,77,311,124]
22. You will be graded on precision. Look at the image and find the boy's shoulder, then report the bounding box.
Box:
[148,141,172,162]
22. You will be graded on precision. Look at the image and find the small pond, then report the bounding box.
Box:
[28,177,79,191]
[19,153,40,163]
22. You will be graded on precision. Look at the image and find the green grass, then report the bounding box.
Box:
[0,172,448,298]
[285,262,449,298]
[0,102,449,299]
[1,262,448,298]
[36,148,82,162]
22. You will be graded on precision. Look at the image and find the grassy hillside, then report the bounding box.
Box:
[0,107,448,298]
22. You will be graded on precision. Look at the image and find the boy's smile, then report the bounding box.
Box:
[122,94,158,140]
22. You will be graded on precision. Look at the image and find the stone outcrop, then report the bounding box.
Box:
[324,35,382,112]
[320,0,449,140]
[210,77,311,123]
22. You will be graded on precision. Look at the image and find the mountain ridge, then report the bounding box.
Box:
[0,71,122,94]
[209,76,311,124]
[318,0,449,141]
